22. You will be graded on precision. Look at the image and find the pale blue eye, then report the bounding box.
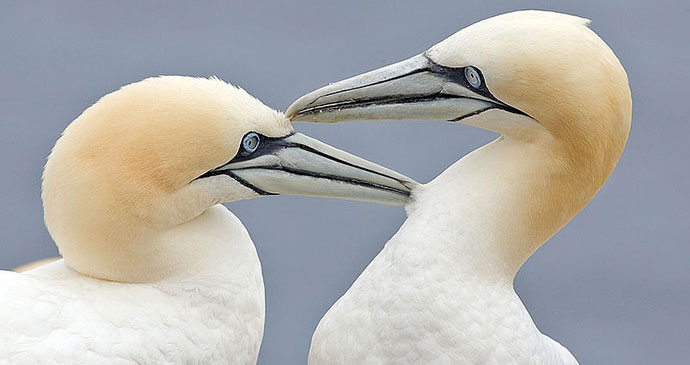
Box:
[465,66,481,88]
[242,132,260,154]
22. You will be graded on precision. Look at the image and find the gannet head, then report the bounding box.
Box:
[42,76,415,281]
[287,10,631,256]
[288,11,630,153]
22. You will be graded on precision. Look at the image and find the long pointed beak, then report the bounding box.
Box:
[200,133,417,206]
[286,53,524,123]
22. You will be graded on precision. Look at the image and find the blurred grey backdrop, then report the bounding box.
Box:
[1,1,688,363]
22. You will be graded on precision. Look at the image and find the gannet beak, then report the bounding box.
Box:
[286,53,525,123]
[199,133,416,206]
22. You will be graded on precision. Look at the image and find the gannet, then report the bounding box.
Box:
[0,76,416,363]
[287,11,631,364]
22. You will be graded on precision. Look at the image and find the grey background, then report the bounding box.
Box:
[1,1,688,363]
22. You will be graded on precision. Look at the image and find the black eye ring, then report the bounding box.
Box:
[464,66,482,88]
[241,132,260,156]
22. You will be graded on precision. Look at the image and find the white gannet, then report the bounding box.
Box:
[0,76,416,363]
[287,11,631,364]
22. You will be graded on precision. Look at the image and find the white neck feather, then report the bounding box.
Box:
[405,135,561,281]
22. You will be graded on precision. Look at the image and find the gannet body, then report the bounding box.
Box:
[288,11,631,364]
[0,76,415,363]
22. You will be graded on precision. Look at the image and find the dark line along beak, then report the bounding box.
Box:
[286,53,525,123]
[199,133,417,206]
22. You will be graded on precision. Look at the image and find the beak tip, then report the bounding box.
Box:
[286,93,318,121]
[285,107,299,120]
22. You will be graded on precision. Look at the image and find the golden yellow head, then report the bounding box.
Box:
[427,11,631,156]
[288,9,631,192]
[42,76,415,281]
[44,76,287,224]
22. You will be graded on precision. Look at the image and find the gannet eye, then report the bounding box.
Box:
[241,132,260,156]
[464,66,482,88]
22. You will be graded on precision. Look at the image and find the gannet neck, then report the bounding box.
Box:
[407,124,610,279]
[58,204,248,283]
